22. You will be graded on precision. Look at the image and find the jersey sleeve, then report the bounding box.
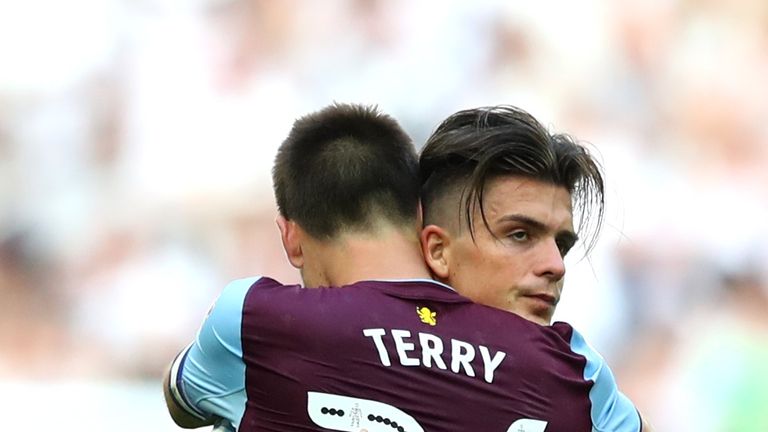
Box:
[168,276,261,429]
[569,328,642,432]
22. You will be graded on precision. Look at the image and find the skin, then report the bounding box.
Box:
[276,215,431,288]
[422,175,578,326]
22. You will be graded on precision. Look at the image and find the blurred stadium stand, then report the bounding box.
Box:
[1,1,767,430]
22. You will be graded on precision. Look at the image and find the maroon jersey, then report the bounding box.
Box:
[169,277,640,431]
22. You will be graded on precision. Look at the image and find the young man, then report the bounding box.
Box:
[419,105,603,326]
[163,103,645,431]
[419,106,652,431]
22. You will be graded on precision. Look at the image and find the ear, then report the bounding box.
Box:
[420,224,451,279]
[276,215,304,269]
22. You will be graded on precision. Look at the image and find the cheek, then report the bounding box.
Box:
[451,248,488,280]
[451,253,500,294]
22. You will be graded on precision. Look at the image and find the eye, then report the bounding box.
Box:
[508,230,529,242]
[556,239,574,257]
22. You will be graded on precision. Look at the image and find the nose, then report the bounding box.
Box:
[533,239,566,281]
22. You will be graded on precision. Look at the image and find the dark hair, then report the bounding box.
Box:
[420,105,605,252]
[273,103,419,239]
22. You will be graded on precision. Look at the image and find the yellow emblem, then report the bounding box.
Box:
[417,306,437,326]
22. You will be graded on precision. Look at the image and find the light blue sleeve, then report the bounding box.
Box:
[569,328,642,432]
[176,276,261,429]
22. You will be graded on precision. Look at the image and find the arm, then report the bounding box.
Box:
[161,276,261,430]
[162,352,216,429]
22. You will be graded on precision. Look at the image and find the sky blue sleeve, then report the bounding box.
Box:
[176,276,261,429]
[569,328,642,432]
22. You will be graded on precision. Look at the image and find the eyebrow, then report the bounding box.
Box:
[497,214,579,245]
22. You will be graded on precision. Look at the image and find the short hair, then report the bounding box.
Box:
[420,105,605,252]
[273,103,419,239]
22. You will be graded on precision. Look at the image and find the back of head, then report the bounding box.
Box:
[273,103,420,239]
[420,105,605,251]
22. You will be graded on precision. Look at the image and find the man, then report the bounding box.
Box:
[419,105,603,325]
[163,103,645,431]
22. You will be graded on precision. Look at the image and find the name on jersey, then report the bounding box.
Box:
[362,328,506,383]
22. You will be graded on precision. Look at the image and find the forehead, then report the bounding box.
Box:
[480,176,574,227]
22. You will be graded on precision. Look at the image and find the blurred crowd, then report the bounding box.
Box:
[1,0,767,430]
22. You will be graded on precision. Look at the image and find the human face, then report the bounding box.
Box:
[427,176,577,325]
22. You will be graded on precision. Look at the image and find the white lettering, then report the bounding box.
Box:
[391,330,419,366]
[450,339,476,377]
[418,332,447,370]
[363,328,506,384]
[363,328,391,366]
[479,345,506,383]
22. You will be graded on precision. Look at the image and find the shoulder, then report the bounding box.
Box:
[542,321,609,376]
[208,277,263,316]
[212,275,303,308]
[551,322,607,374]
[203,276,290,338]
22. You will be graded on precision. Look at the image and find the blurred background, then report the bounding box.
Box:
[1,0,767,430]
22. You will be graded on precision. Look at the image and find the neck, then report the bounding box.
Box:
[307,226,432,287]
